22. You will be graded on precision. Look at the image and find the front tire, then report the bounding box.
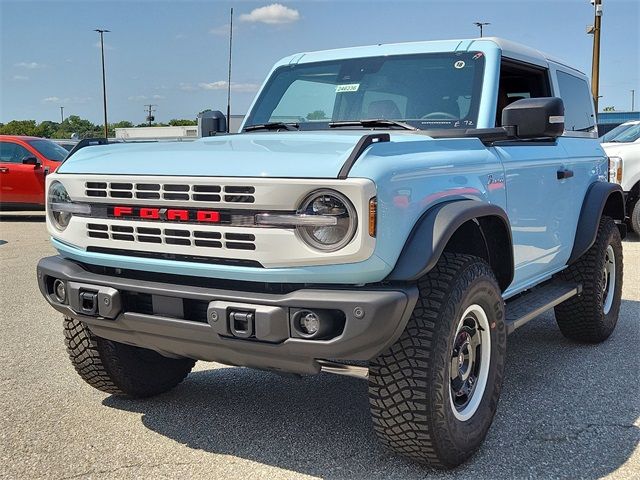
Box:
[64,316,195,398]
[630,199,640,235]
[368,253,506,468]
[554,216,623,343]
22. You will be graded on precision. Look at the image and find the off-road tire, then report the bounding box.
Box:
[554,216,623,343]
[368,253,507,468]
[63,316,195,397]
[630,199,640,235]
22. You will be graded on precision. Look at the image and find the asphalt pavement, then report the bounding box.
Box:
[1,213,638,479]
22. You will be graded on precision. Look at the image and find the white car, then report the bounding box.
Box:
[602,121,640,233]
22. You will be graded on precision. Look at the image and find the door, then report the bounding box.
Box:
[0,141,46,205]
[493,59,576,291]
[493,142,575,288]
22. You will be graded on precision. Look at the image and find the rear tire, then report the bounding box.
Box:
[554,216,623,343]
[630,199,640,235]
[368,253,506,468]
[64,316,195,398]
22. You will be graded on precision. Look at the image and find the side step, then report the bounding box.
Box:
[505,281,581,334]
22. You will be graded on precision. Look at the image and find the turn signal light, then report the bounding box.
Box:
[369,197,377,237]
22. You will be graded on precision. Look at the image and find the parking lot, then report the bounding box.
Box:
[0,213,638,479]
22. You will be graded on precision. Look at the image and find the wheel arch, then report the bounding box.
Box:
[385,200,514,291]
[568,182,626,265]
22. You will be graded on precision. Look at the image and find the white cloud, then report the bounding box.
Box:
[240,4,300,24]
[198,81,260,93]
[209,24,230,36]
[42,96,91,104]
[179,82,197,92]
[128,94,165,102]
[15,62,44,69]
[12,75,29,81]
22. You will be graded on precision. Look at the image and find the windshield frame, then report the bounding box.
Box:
[243,51,487,132]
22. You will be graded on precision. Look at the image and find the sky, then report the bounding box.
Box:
[1,0,639,125]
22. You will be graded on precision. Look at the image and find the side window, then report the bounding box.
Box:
[496,60,551,126]
[0,142,32,163]
[556,71,596,133]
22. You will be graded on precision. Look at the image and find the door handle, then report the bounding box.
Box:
[0,167,8,173]
[557,169,574,180]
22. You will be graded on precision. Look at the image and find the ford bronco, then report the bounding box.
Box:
[37,38,626,467]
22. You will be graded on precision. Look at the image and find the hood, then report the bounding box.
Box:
[57,131,428,178]
[601,142,639,155]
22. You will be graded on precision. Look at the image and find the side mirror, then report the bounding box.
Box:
[22,156,41,167]
[502,97,565,139]
[198,110,228,137]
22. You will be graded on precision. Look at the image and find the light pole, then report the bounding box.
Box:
[587,0,603,112]
[144,104,157,126]
[474,22,490,37]
[94,28,110,138]
[60,106,64,124]
[632,90,636,111]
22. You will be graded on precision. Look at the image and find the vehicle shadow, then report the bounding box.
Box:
[103,300,640,479]
[0,212,45,222]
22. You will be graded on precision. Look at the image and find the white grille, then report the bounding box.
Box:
[85,181,255,204]
[86,222,256,251]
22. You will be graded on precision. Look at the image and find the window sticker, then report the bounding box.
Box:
[473,52,484,60]
[336,83,360,93]
[454,60,466,69]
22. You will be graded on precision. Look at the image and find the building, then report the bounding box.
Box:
[597,111,640,136]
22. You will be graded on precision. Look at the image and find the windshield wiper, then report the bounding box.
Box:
[244,122,299,132]
[329,119,418,131]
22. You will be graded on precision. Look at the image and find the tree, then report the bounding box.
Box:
[112,120,134,129]
[603,106,616,112]
[306,110,327,120]
[36,121,60,138]
[168,119,197,126]
[0,120,39,136]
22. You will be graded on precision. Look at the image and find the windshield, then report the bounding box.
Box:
[27,139,68,161]
[245,52,486,131]
[600,122,636,143]
[606,123,640,143]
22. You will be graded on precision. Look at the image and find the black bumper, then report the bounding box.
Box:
[37,256,418,374]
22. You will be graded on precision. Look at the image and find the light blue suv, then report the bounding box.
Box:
[37,38,626,467]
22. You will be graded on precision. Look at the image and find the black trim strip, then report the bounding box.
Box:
[338,133,390,179]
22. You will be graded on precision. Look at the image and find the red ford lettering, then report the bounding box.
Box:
[167,209,189,221]
[113,206,133,217]
[140,208,160,219]
[197,211,220,223]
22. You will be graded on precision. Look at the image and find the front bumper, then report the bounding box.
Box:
[37,256,418,374]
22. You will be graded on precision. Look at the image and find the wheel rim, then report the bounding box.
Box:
[602,244,616,315]
[449,304,491,422]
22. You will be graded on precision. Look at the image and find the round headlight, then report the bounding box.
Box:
[48,181,72,230]
[297,190,357,251]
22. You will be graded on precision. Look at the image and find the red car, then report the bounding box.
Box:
[0,135,69,209]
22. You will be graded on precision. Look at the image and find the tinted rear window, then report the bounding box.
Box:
[556,71,596,133]
[27,139,68,161]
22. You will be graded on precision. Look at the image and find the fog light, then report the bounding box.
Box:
[53,279,67,303]
[299,311,320,336]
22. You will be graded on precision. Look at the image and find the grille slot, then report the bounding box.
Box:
[85,221,256,252]
[84,181,255,204]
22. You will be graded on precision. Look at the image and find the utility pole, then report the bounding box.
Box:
[473,22,490,37]
[60,106,64,124]
[632,89,636,111]
[587,0,603,112]
[226,7,233,133]
[94,29,110,138]
[144,104,157,126]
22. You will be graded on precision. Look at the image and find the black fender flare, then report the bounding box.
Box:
[567,182,626,264]
[386,200,514,289]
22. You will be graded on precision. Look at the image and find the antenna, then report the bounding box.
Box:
[226,7,233,133]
